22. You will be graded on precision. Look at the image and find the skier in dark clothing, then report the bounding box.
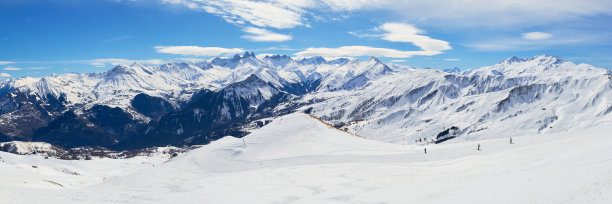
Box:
[510,137,513,144]
[477,143,480,151]
[424,147,427,154]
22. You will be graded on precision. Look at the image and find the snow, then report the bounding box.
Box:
[1,113,611,203]
[0,141,58,155]
[0,54,397,114]
[1,54,612,202]
[1,53,610,154]
[303,55,612,144]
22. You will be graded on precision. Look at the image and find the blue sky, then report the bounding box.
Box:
[1,0,612,78]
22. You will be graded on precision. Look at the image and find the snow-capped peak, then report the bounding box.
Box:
[231,54,242,62]
[130,61,143,67]
[530,54,563,65]
[106,64,134,75]
[263,54,291,61]
[500,54,562,66]
[242,51,256,58]
[443,67,461,73]
[463,54,594,77]
[367,56,381,63]
[327,57,352,65]
[500,56,526,64]
[298,56,327,64]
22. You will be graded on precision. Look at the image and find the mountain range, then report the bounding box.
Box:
[0,52,610,150]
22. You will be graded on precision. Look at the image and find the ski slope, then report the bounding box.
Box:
[1,113,611,203]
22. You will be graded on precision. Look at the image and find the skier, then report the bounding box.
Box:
[424,147,427,154]
[509,137,513,144]
[477,143,481,151]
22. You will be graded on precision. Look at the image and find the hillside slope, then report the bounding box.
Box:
[1,113,611,203]
[0,54,610,149]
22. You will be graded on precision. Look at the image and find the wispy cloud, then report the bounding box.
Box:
[468,36,586,51]
[294,45,441,58]
[0,61,14,66]
[161,0,309,29]
[174,58,206,62]
[161,0,612,29]
[390,59,407,62]
[255,53,277,59]
[376,23,451,53]
[312,23,450,58]
[242,27,292,42]
[89,58,166,67]
[0,73,11,77]
[348,31,379,38]
[155,46,244,56]
[253,46,296,51]
[522,32,553,40]
[444,58,460,61]
[1,59,164,67]
[3,67,21,71]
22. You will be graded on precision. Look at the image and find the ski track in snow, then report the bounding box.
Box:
[1,113,611,203]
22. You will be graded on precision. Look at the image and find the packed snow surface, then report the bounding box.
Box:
[1,113,611,203]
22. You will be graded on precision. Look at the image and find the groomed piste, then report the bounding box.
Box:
[1,113,611,203]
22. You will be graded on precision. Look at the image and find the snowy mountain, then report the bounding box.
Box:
[304,54,612,145]
[0,52,397,146]
[443,67,461,73]
[0,53,610,150]
[2,112,611,203]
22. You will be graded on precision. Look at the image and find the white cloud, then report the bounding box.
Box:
[155,46,244,56]
[468,37,585,51]
[0,73,11,77]
[3,67,21,71]
[162,0,612,29]
[327,23,450,58]
[522,32,553,40]
[89,58,166,67]
[384,0,612,28]
[175,58,206,62]
[444,58,460,61]
[254,46,296,51]
[30,67,50,70]
[255,53,276,59]
[323,56,356,61]
[390,59,406,62]
[317,0,374,11]
[377,23,451,53]
[348,31,378,38]
[161,0,309,29]
[0,61,14,66]
[242,27,292,42]
[294,45,441,58]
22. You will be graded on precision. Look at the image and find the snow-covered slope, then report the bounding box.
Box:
[189,113,405,162]
[304,55,612,144]
[1,112,611,203]
[0,53,610,148]
[0,149,168,191]
[0,141,61,155]
[0,53,389,110]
